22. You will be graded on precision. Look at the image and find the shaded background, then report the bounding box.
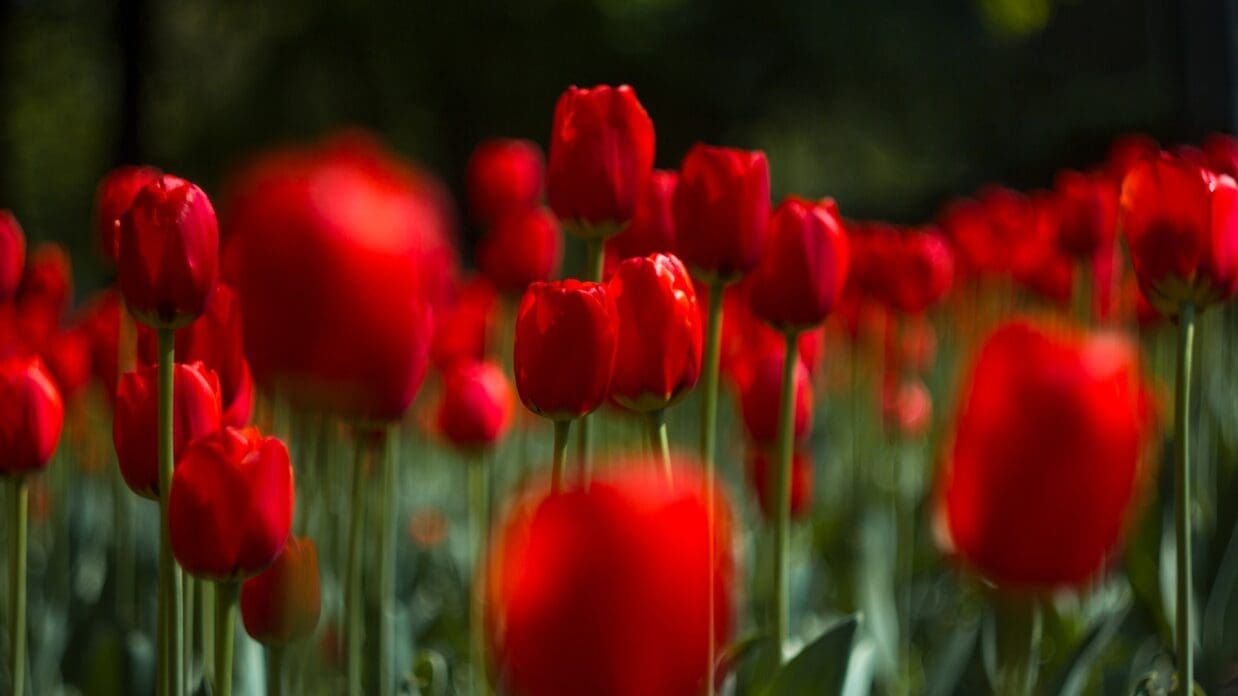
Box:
[0,0,1234,295]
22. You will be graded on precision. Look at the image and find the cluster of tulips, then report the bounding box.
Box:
[0,81,1235,695]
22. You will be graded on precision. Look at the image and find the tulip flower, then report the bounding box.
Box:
[18,242,72,321]
[1054,170,1118,262]
[1105,133,1159,185]
[747,448,813,521]
[94,164,163,262]
[880,376,933,438]
[488,464,734,696]
[43,328,93,402]
[604,169,678,268]
[241,535,321,647]
[78,289,122,402]
[749,197,849,330]
[674,144,770,282]
[1010,192,1074,307]
[936,198,995,278]
[430,275,500,370]
[477,206,563,295]
[467,138,544,226]
[737,345,812,446]
[1203,132,1238,179]
[0,211,25,302]
[113,361,223,499]
[436,359,514,450]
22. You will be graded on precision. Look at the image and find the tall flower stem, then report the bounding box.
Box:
[10,477,28,696]
[988,596,1042,696]
[184,577,195,687]
[378,430,396,696]
[469,454,490,695]
[552,420,572,493]
[201,581,214,684]
[576,237,606,480]
[699,277,725,696]
[266,646,284,696]
[773,330,800,662]
[157,327,184,696]
[213,582,237,696]
[1174,301,1196,693]
[647,410,672,482]
[344,435,369,696]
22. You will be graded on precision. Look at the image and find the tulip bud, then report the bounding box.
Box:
[43,328,93,402]
[477,206,563,294]
[547,85,656,234]
[430,275,500,371]
[1054,169,1118,261]
[749,197,849,330]
[117,174,220,329]
[169,426,295,581]
[113,362,222,499]
[0,211,25,302]
[0,356,63,477]
[737,346,812,445]
[466,138,544,227]
[241,535,322,647]
[605,170,678,266]
[513,280,617,420]
[18,242,72,320]
[747,447,813,521]
[674,145,770,281]
[608,253,702,412]
[435,359,513,449]
[1011,192,1074,306]
[94,165,163,262]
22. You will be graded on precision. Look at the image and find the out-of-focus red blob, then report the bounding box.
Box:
[241,535,322,647]
[713,281,823,384]
[19,242,72,320]
[513,280,617,421]
[1054,170,1119,261]
[436,359,513,449]
[78,290,122,401]
[467,138,544,227]
[749,197,849,330]
[937,197,999,277]
[477,206,562,294]
[604,170,678,270]
[43,328,93,402]
[169,426,294,581]
[674,145,770,281]
[488,463,734,696]
[0,355,63,477]
[113,362,222,499]
[859,224,954,315]
[1011,193,1074,306]
[608,253,702,412]
[940,319,1152,588]
[881,376,933,438]
[1203,133,1238,179]
[0,211,26,302]
[747,447,813,521]
[430,275,500,370]
[94,165,163,262]
[224,134,455,421]
[736,345,812,446]
[547,85,655,231]
[1106,134,1159,185]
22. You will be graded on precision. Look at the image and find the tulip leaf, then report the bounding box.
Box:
[1048,593,1131,696]
[716,632,775,680]
[923,618,978,696]
[761,614,860,696]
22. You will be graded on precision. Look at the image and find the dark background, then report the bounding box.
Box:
[0,0,1234,295]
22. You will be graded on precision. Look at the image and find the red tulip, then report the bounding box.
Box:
[749,197,849,331]
[113,362,222,499]
[436,359,513,449]
[604,170,678,267]
[1119,152,1238,314]
[747,448,812,521]
[477,206,563,294]
[1203,133,1238,179]
[883,226,954,315]
[737,345,812,445]
[117,174,219,328]
[430,275,500,370]
[488,464,734,696]
[1054,170,1118,261]
[674,145,770,281]
[513,280,617,420]
[94,165,163,262]
[224,134,453,421]
[608,253,702,412]
[169,426,294,581]
[241,535,322,647]
[467,138,544,226]
[1011,193,1074,306]
[939,320,1151,588]
[78,290,122,402]
[0,210,25,302]
[18,242,72,320]
[547,85,656,232]
[714,282,822,384]
[0,356,63,476]
[1106,134,1159,185]
[937,198,996,277]
[43,328,93,402]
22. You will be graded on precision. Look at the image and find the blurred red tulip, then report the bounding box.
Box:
[604,169,678,268]
[18,242,72,321]
[1105,134,1159,185]
[737,345,812,445]
[78,289,122,401]
[547,85,655,232]
[940,320,1151,588]
[747,447,812,521]
[1120,152,1238,315]
[749,197,849,330]
[467,138,544,226]
[488,464,734,696]
[430,275,500,370]
[1054,169,1118,261]
[94,165,163,262]
[113,362,222,499]
[436,359,513,449]
[869,225,954,315]
[514,280,616,420]
[608,253,702,412]
[477,206,562,294]
[43,328,93,401]
[0,211,25,302]
[1011,192,1074,306]
[241,535,321,647]
[881,376,933,438]
[1203,133,1238,179]
[674,145,770,281]
[0,355,63,476]
[714,281,823,383]
[169,426,294,581]
[937,198,1001,278]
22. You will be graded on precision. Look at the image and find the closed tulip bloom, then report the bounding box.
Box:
[436,359,513,449]
[605,170,678,265]
[169,426,294,581]
[514,280,617,420]
[241,535,322,647]
[18,242,72,320]
[488,464,734,696]
[0,356,63,476]
[937,198,996,277]
[547,85,656,232]
[430,275,499,370]
[608,253,702,412]
[883,226,954,315]
[1054,170,1118,261]
[113,362,222,499]
[749,197,850,330]
[0,211,25,301]
[477,206,563,294]
[748,448,812,521]
[674,145,770,281]
[1120,153,1238,314]
[940,320,1151,588]
[1011,193,1074,306]
[467,138,544,227]
[94,165,163,262]
[737,346,812,445]
[117,174,219,328]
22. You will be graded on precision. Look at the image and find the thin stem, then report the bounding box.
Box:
[184,577,195,689]
[267,646,284,696]
[10,478,28,696]
[989,596,1042,696]
[344,436,369,696]
[551,420,572,494]
[773,330,800,662]
[647,410,672,483]
[378,431,396,696]
[213,582,237,696]
[573,237,607,484]
[201,581,215,684]
[469,456,490,695]
[699,277,725,696]
[157,327,184,696]
[1174,302,1196,694]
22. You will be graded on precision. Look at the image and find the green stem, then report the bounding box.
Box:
[1174,302,1196,694]
[700,277,725,696]
[773,331,800,662]
[647,410,672,483]
[378,431,396,696]
[469,456,490,695]
[989,596,1042,696]
[573,237,607,483]
[184,577,195,688]
[201,581,215,684]
[157,327,184,696]
[344,436,369,696]
[552,420,572,493]
[213,582,237,696]
[267,646,284,696]
[10,478,27,696]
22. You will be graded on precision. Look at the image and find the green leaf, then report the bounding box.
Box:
[762,615,860,696]
[716,633,775,682]
[1048,593,1131,696]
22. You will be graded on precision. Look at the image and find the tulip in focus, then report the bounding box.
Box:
[749,197,850,330]
[674,144,770,282]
